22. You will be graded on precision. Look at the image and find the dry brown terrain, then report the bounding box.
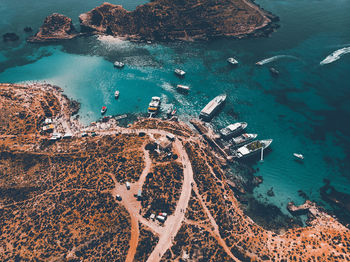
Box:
[1,83,350,261]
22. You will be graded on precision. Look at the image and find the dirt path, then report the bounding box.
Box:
[192,184,240,262]
[71,126,232,261]
[146,139,194,262]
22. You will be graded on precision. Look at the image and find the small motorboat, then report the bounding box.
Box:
[293,153,304,160]
[114,61,125,68]
[114,90,120,99]
[101,106,107,114]
[174,69,186,77]
[227,57,238,65]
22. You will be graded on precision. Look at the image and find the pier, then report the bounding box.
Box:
[190,119,233,163]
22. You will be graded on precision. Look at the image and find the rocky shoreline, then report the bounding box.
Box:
[1,83,350,260]
[28,0,279,43]
[27,13,80,43]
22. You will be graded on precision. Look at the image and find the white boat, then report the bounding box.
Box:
[227,57,238,65]
[148,96,161,114]
[230,133,257,147]
[176,84,190,92]
[50,133,62,141]
[199,94,227,121]
[293,153,304,160]
[101,106,107,114]
[174,69,186,77]
[234,139,273,159]
[114,90,120,99]
[114,61,125,68]
[220,122,248,139]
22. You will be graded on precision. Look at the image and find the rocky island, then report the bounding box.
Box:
[29,0,279,43]
[28,13,79,43]
[79,0,279,41]
[1,83,349,261]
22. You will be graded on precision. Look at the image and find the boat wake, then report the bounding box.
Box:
[320,47,350,65]
[256,55,298,65]
[161,82,191,107]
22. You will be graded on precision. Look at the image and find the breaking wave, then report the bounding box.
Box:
[256,55,298,65]
[320,47,350,65]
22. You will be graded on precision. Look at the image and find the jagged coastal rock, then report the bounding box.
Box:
[79,0,279,41]
[28,13,79,43]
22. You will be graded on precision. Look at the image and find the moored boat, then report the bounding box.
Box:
[199,94,227,122]
[174,69,186,77]
[233,139,273,159]
[293,153,304,160]
[220,122,247,139]
[114,61,125,68]
[227,57,238,65]
[230,133,257,147]
[148,96,161,114]
[114,90,120,99]
[101,106,107,114]
[176,84,190,92]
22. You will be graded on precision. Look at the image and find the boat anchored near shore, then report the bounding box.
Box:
[230,133,257,147]
[101,106,107,115]
[114,61,125,68]
[199,94,226,122]
[148,96,161,115]
[220,122,247,139]
[114,90,120,99]
[233,139,273,159]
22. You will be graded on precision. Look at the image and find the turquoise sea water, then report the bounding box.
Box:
[1,0,350,216]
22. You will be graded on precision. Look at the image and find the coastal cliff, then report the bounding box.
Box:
[28,13,79,43]
[79,0,279,41]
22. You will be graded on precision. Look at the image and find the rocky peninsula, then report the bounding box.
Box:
[28,13,79,43]
[1,83,349,261]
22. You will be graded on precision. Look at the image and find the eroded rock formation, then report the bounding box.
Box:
[28,13,79,43]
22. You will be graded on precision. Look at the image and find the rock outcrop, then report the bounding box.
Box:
[28,13,79,43]
[3,33,19,42]
[79,0,279,42]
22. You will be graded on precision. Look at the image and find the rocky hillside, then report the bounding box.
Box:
[79,0,279,41]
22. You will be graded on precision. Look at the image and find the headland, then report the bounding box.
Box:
[0,83,349,261]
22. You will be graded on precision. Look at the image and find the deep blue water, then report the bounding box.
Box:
[1,0,350,215]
